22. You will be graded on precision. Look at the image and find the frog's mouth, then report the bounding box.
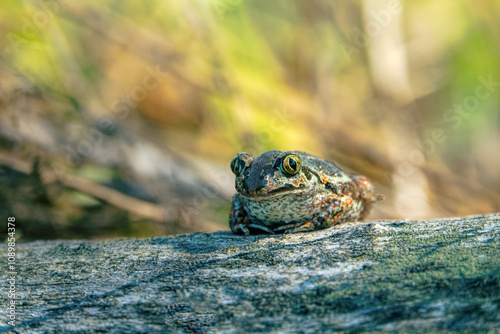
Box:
[240,184,316,202]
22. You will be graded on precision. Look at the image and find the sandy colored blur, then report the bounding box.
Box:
[0,0,499,240]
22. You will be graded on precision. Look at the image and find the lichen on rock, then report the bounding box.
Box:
[0,214,499,333]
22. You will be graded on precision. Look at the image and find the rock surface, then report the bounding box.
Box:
[1,214,499,333]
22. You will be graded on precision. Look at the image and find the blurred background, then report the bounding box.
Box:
[0,0,499,241]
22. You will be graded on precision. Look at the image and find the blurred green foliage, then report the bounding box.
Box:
[1,0,499,240]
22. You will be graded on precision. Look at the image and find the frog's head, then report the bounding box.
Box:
[230,150,316,201]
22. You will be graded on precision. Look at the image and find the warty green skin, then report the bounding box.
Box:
[229,150,380,235]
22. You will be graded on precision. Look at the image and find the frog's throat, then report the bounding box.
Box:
[239,184,316,202]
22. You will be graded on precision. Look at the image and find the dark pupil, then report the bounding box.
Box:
[232,158,245,175]
[288,158,297,171]
[232,158,239,174]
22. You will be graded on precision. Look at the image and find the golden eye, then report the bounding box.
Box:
[281,154,301,175]
[230,156,244,176]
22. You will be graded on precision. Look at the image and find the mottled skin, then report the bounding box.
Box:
[229,150,381,235]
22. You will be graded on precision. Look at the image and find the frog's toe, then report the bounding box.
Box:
[275,221,315,233]
[231,222,250,236]
[248,223,275,234]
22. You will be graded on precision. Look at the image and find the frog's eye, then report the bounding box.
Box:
[281,154,301,175]
[230,156,245,176]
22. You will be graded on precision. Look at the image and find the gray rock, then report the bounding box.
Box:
[1,214,499,333]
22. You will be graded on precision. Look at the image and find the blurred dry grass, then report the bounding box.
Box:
[0,0,499,240]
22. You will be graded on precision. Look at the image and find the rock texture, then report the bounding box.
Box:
[1,214,499,333]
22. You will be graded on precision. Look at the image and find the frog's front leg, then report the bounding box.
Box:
[229,194,250,235]
[230,195,275,235]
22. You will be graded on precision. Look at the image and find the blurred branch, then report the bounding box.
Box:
[0,151,187,226]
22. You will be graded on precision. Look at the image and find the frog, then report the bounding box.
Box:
[229,150,382,235]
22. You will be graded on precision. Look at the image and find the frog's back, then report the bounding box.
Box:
[293,151,345,177]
